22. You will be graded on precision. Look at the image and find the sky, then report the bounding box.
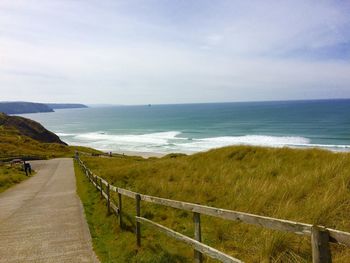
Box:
[0,0,350,104]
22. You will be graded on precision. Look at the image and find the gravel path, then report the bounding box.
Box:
[0,158,99,263]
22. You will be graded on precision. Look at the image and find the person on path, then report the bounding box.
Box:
[23,161,32,176]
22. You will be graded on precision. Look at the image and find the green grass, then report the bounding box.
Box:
[74,162,189,263]
[0,118,101,192]
[79,146,350,262]
[0,125,101,161]
[0,164,32,193]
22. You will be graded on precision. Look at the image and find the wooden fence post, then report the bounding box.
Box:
[107,184,111,214]
[100,178,103,197]
[136,194,141,247]
[311,225,332,263]
[118,192,123,229]
[193,212,203,263]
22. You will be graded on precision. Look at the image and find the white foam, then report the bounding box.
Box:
[174,135,311,152]
[64,130,350,153]
[56,132,76,137]
[75,131,182,145]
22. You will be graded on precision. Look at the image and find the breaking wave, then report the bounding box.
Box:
[56,131,350,154]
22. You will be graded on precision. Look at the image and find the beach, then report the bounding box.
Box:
[18,100,350,154]
[112,150,166,158]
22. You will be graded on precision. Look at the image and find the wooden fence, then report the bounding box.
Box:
[76,156,350,263]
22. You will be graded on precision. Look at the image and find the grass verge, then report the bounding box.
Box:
[74,161,189,263]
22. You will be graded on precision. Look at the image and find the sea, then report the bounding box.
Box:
[19,99,350,154]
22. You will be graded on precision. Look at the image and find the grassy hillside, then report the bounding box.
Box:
[0,112,65,144]
[79,146,350,262]
[0,113,100,192]
[0,113,100,160]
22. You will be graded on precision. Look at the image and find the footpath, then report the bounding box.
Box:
[0,158,99,263]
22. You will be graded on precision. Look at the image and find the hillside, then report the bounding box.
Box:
[0,113,65,145]
[0,113,100,160]
[78,147,350,262]
[0,102,53,114]
[0,101,88,114]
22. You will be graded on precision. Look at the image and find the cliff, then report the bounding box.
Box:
[0,102,88,114]
[0,113,66,145]
[0,102,54,114]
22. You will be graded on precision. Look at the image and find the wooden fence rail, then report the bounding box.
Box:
[136,216,242,263]
[76,156,350,263]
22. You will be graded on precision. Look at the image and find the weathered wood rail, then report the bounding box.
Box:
[76,156,350,263]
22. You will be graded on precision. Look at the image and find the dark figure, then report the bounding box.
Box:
[23,160,27,176]
[28,163,32,175]
[24,161,32,176]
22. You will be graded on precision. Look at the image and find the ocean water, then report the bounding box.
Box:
[19,100,350,154]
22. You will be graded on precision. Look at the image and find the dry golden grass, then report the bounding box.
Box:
[0,125,100,160]
[0,164,30,193]
[80,146,350,262]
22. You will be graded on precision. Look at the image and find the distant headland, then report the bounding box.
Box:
[46,103,88,110]
[0,101,88,114]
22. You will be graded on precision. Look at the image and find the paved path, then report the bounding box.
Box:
[0,158,99,263]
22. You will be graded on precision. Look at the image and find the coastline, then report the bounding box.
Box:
[17,101,350,155]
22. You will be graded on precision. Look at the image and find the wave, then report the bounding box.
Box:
[74,131,183,145]
[178,135,309,152]
[56,132,77,137]
[59,130,350,153]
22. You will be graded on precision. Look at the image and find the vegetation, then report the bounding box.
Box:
[0,113,100,161]
[0,112,66,144]
[0,164,31,193]
[79,146,350,262]
[0,113,100,192]
[75,162,188,263]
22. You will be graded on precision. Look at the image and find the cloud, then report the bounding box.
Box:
[0,0,349,104]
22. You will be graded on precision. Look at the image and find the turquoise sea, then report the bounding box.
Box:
[20,99,350,154]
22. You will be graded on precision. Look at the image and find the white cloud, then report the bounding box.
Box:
[0,0,349,104]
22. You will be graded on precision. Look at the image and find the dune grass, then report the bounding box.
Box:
[0,164,32,193]
[0,123,100,192]
[0,125,100,161]
[78,146,350,262]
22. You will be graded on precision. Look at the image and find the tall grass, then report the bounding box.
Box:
[0,125,100,160]
[0,165,30,193]
[0,124,100,192]
[81,146,350,262]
